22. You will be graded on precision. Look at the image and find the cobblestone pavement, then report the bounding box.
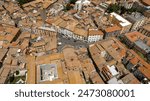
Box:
[57,33,90,52]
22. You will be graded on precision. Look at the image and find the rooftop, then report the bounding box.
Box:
[100,38,127,61]
[37,64,58,82]
[126,12,145,23]
[127,50,150,79]
[88,38,140,83]
[110,12,131,27]
[107,77,124,84]
[23,0,56,9]
[143,24,150,31]
[0,25,20,46]
[67,70,85,84]
[27,53,66,84]
[121,73,140,84]
[88,29,104,35]
[26,56,36,84]
[105,25,121,33]
[141,0,150,6]
[0,0,148,84]
[90,72,104,84]
[125,31,146,42]
[135,40,150,53]
[63,46,81,70]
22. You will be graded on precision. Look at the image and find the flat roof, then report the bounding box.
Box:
[37,64,58,82]
[107,77,124,84]
[107,65,119,76]
[27,53,65,84]
[135,40,150,53]
[110,12,131,27]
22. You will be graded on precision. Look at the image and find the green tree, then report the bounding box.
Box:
[107,4,121,13]
[120,6,127,14]
[16,70,20,75]
[9,75,14,83]
[17,0,34,5]
[127,8,137,14]
[70,0,78,4]
[63,3,74,11]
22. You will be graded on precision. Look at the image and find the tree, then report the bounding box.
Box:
[70,0,77,4]
[17,0,34,5]
[63,3,74,11]
[127,8,137,14]
[107,4,121,13]
[9,75,14,83]
[16,70,20,75]
[120,6,127,15]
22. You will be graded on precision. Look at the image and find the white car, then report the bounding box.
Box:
[58,42,62,46]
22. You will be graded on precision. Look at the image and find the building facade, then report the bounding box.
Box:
[88,29,104,42]
[126,12,146,31]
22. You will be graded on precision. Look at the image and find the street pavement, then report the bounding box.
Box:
[57,33,90,52]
